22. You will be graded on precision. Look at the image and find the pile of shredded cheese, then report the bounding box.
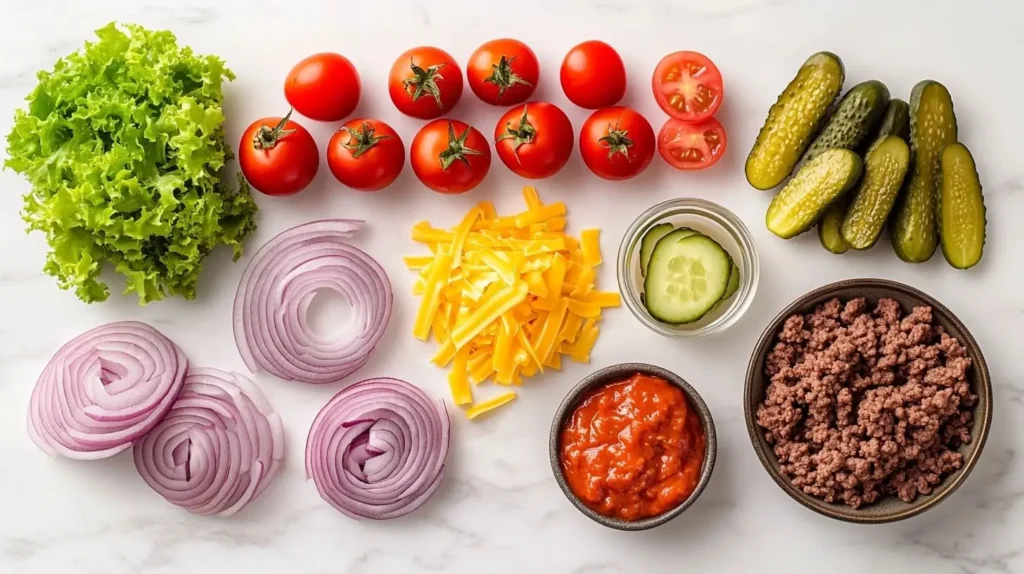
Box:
[406,187,620,419]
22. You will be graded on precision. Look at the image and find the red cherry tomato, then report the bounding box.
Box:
[467,39,539,106]
[411,119,491,194]
[579,106,655,181]
[560,41,626,110]
[652,51,723,122]
[285,53,361,122]
[657,117,728,171]
[239,112,319,196]
[389,47,463,119]
[326,119,405,191]
[493,102,574,179]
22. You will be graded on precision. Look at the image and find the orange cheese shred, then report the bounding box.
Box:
[407,186,620,418]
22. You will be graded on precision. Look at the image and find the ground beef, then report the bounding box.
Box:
[756,297,977,508]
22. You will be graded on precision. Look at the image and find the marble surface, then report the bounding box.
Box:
[1,0,1021,572]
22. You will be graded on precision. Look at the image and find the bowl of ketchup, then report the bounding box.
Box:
[549,363,717,530]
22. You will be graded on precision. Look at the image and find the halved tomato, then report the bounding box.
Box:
[652,51,723,122]
[657,117,727,171]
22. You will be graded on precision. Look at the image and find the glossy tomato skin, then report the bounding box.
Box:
[327,119,405,192]
[579,106,655,181]
[411,119,491,194]
[285,53,361,122]
[389,47,463,119]
[560,40,626,110]
[493,102,574,179]
[239,116,319,196]
[652,51,724,122]
[658,117,728,171]
[467,39,539,106]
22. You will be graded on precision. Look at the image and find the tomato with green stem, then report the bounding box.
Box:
[652,51,723,122]
[411,119,491,194]
[285,52,361,122]
[560,40,626,110]
[389,47,463,119]
[467,39,539,106]
[657,117,728,171]
[327,119,405,192]
[239,111,319,196]
[493,102,574,179]
[579,106,655,181]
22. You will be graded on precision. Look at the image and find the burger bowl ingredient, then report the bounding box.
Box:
[494,102,574,179]
[816,200,850,254]
[643,229,734,324]
[389,46,463,119]
[938,143,986,269]
[756,297,977,508]
[233,220,392,385]
[240,112,320,196]
[4,22,256,304]
[766,148,863,239]
[560,373,706,521]
[28,321,187,459]
[133,368,284,516]
[800,80,890,164]
[560,40,626,109]
[411,119,491,194]
[841,135,911,250]
[657,117,727,171]
[285,52,360,122]
[891,80,958,263]
[863,98,910,150]
[580,106,655,181]
[467,39,538,106]
[407,186,620,415]
[745,52,845,190]
[305,378,449,520]
[638,223,674,276]
[327,119,405,192]
[651,51,723,122]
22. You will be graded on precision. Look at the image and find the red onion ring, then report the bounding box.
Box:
[233,220,393,385]
[133,368,285,516]
[305,377,450,519]
[27,321,187,460]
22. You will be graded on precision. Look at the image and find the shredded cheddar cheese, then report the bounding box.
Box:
[408,187,620,419]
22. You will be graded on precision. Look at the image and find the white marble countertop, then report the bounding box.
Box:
[1,0,1021,572]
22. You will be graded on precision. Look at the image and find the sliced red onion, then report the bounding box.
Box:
[133,368,284,516]
[233,220,393,385]
[305,377,450,519]
[27,321,187,460]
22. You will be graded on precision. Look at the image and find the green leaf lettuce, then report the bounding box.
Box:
[6,22,257,304]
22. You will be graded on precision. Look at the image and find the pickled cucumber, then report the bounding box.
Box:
[766,149,863,239]
[745,52,845,190]
[864,99,910,149]
[802,80,890,163]
[938,143,985,269]
[890,81,958,262]
[817,200,849,254]
[841,136,911,250]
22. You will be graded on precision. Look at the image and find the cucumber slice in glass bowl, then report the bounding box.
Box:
[618,199,759,337]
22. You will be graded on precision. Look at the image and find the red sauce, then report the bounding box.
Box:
[559,373,706,521]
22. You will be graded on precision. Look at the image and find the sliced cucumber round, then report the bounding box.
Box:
[640,224,688,276]
[643,233,732,324]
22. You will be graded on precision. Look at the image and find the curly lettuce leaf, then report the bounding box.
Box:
[5,22,256,304]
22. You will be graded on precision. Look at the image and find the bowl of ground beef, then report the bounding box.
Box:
[745,278,991,523]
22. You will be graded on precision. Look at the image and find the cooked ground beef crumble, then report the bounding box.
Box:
[756,297,976,508]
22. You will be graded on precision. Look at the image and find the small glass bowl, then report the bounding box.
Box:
[617,198,759,338]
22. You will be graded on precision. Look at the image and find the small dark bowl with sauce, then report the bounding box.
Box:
[549,363,717,531]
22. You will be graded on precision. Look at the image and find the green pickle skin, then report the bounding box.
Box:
[841,136,911,250]
[938,143,986,269]
[766,149,863,239]
[818,200,850,254]
[745,52,845,190]
[802,80,890,164]
[890,81,958,262]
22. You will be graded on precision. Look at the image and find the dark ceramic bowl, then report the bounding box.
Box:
[549,363,717,531]
[745,278,992,524]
